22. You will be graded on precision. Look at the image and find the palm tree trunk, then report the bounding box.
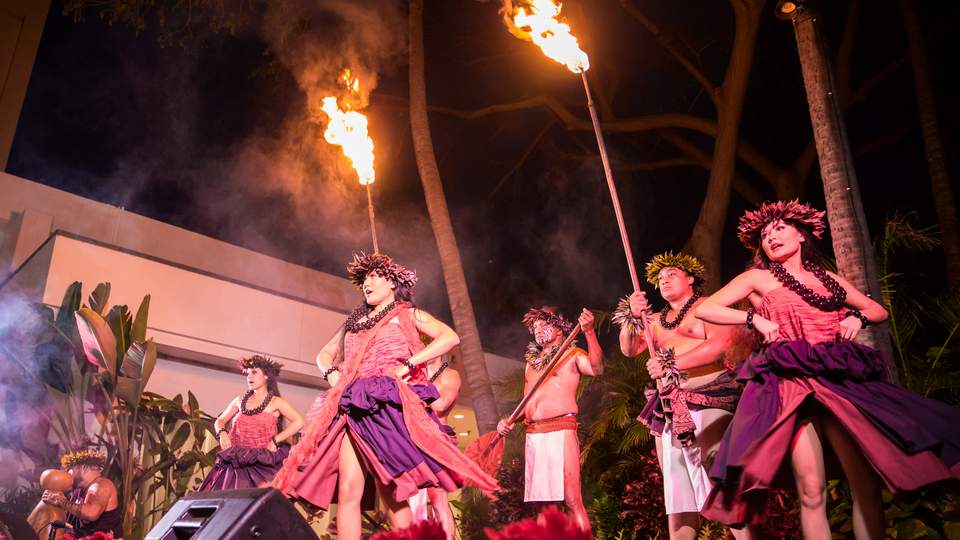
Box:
[409,0,499,433]
[687,0,763,291]
[899,0,960,288]
[787,6,896,372]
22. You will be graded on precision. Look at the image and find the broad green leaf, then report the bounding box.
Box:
[187,391,199,414]
[897,518,932,540]
[131,295,151,342]
[75,307,118,374]
[88,283,111,315]
[56,282,83,328]
[170,422,191,450]
[106,305,132,360]
[115,375,141,405]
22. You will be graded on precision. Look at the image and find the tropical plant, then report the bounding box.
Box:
[0,281,218,539]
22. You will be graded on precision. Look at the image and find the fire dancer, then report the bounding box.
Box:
[408,355,461,540]
[496,307,603,533]
[615,252,753,540]
[198,355,304,491]
[696,200,960,537]
[272,252,497,540]
[42,450,122,538]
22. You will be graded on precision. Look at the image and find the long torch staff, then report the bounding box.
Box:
[579,71,659,355]
[365,183,380,253]
[465,326,582,477]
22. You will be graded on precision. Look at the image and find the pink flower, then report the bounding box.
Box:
[485,506,591,540]
[371,521,446,540]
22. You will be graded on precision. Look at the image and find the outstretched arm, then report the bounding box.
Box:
[674,317,739,371]
[695,269,781,344]
[576,309,604,376]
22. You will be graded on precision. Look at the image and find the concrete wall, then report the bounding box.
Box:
[0,1,50,170]
[0,172,527,448]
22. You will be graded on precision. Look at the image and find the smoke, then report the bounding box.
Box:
[0,293,56,487]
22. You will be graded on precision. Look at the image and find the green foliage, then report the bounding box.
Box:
[874,213,960,404]
[8,281,215,540]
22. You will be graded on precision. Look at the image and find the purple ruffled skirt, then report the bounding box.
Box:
[197,445,290,491]
[283,376,461,509]
[703,339,960,526]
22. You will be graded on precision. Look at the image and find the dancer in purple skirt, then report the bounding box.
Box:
[695,200,960,539]
[198,355,304,491]
[272,252,497,540]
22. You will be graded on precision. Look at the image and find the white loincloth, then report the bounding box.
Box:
[524,431,566,502]
[408,488,430,521]
[656,407,732,514]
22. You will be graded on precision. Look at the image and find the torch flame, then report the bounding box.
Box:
[322,69,375,185]
[513,0,589,73]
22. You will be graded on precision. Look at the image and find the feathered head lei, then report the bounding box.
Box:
[645,251,706,288]
[737,199,827,249]
[347,252,418,290]
[60,449,107,470]
[239,355,283,376]
[522,307,576,335]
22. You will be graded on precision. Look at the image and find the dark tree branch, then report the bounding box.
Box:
[618,0,720,107]
[490,119,556,196]
[660,131,765,204]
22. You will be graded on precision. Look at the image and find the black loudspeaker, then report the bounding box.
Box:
[145,488,318,540]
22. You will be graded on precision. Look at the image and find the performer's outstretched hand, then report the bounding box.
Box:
[629,291,649,317]
[578,309,595,334]
[496,418,514,436]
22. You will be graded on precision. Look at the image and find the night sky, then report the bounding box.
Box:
[9,0,958,356]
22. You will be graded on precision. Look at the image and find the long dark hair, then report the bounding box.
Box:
[751,219,826,269]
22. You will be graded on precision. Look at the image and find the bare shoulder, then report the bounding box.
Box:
[89,476,117,496]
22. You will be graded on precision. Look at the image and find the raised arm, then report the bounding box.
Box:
[576,309,604,376]
[619,291,650,357]
[674,316,740,371]
[694,270,762,326]
[408,308,461,365]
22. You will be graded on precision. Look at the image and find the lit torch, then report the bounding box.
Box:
[321,69,379,252]
[509,0,640,292]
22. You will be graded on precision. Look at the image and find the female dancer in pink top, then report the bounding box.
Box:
[272,252,497,540]
[199,356,304,491]
[695,201,960,539]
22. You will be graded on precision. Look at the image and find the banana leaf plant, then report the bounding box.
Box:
[73,283,160,538]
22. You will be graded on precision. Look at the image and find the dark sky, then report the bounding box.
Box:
[9,0,958,356]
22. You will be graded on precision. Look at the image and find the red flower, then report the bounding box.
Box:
[371,520,446,540]
[64,532,116,540]
[485,506,591,540]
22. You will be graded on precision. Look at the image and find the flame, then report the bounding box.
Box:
[512,0,589,73]
[322,69,375,185]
